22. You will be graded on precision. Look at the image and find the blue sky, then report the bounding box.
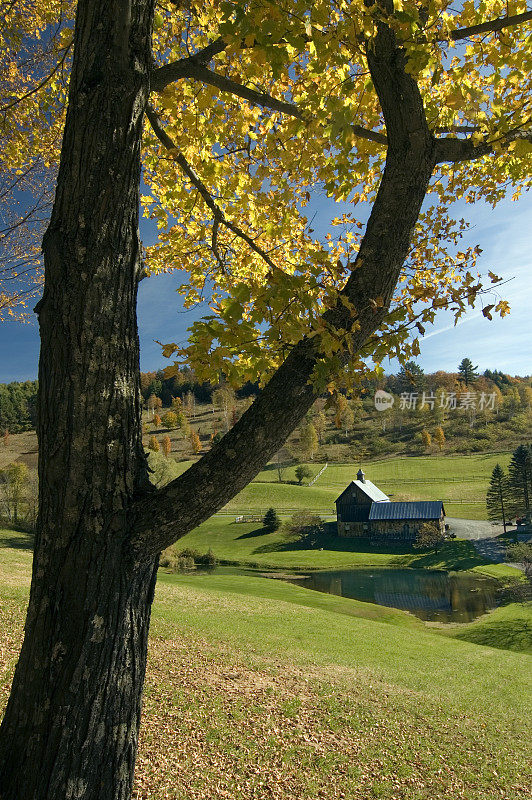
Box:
[0,190,530,383]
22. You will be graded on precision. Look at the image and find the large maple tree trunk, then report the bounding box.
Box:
[0,1,158,797]
[0,0,436,797]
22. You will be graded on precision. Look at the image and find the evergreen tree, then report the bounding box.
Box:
[486,463,509,533]
[483,369,510,389]
[458,358,479,386]
[507,444,532,518]
[146,379,162,398]
[0,381,38,433]
[263,507,280,532]
[397,361,425,393]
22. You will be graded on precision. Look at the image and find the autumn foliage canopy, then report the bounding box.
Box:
[1,1,531,381]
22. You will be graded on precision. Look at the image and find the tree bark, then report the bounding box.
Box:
[0,3,437,799]
[0,1,158,798]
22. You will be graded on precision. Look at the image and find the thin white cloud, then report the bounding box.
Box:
[421,312,484,341]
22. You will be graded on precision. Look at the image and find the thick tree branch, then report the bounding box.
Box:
[352,125,387,145]
[146,104,280,273]
[153,58,387,146]
[156,60,306,118]
[435,126,532,163]
[449,10,532,42]
[129,18,436,561]
[150,37,227,91]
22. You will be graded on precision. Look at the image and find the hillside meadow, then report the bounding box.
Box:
[160,513,521,574]
[145,451,513,520]
[2,432,513,523]
[1,526,530,799]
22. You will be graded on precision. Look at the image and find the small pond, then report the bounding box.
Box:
[279,568,499,623]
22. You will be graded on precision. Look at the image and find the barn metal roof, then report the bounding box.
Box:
[369,501,444,521]
[335,480,389,504]
[354,479,390,502]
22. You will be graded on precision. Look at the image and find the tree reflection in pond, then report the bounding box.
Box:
[283,569,498,623]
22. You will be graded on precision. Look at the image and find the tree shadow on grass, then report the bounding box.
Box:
[0,529,34,550]
[249,526,500,569]
[409,540,487,571]
[453,617,532,653]
[252,523,413,557]
[260,462,291,473]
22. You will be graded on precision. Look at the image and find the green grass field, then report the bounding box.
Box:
[156,452,511,520]
[167,514,525,579]
[0,527,530,800]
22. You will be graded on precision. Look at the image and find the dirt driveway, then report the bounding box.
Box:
[446,517,521,567]
[446,517,506,540]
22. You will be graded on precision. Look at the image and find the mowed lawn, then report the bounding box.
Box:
[168,513,526,580]
[164,452,512,520]
[1,528,531,800]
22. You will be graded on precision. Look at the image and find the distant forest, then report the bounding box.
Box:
[1,364,530,447]
[0,381,38,433]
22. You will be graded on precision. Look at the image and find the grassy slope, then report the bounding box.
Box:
[161,452,512,519]
[1,528,530,800]
[4,427,513,520]
[154,571,531,710]
[170,514,519,572]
